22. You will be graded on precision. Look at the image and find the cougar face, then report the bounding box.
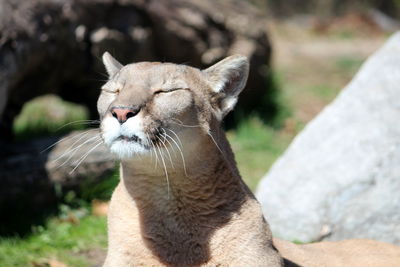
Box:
[98,52,249,159]
[98,61,197,159]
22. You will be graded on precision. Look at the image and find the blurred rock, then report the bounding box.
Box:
[0,0,272,140]
[0,130,114,234]
[256,32,400,245]
[369,8,400,32]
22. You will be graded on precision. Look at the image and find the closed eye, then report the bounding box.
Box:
[102,88,120,94]
[154,88,188,95]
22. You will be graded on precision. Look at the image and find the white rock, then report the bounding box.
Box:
[256,32,400,245]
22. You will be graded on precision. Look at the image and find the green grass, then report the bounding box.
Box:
[228,117,291,191]
[0,171,120,267]
[78,169,120,202]
[0,168,119,267]
[335,56,364,74]
[0,215,107,267]
[334,30,355,40]
[308,84,338,101]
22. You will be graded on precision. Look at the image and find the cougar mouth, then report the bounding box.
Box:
[114,134,151,150]
[117,135,140,143]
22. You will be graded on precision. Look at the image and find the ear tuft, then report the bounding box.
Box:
[203,55,249,119]
[102,51,123,77]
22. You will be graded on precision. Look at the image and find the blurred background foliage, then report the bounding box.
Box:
[0,0,397,266]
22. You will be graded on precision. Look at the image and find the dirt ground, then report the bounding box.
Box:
[268,18,387,125]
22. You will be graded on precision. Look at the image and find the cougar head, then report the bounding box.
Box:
[98,52,249,159]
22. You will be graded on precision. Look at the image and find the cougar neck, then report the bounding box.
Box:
[117,126,254,266]
[119,124,251,212]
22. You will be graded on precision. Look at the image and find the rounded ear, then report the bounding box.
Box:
[102,51,123,77]
[203,55,249,119]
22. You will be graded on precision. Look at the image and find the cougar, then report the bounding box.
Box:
[98,52,400,266]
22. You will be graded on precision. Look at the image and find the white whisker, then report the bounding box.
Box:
[155,142,170,199]
[170,118,201,128]
[69,140,103,174]
[41,128,98,153]
[207,130,223,155]
[161,129,177,157]
[57,136,102,169]
[167,129,184,149]
[146,133,155,167]
[163,129,188,177]
[156,135,175,169]
[151,137,159,169]
[53,134,101,165]
[55,120,100,131]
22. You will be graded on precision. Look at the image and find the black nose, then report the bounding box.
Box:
[111,106,140,124]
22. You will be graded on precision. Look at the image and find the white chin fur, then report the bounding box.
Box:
[101,116,149,159]
[110,140,147,159]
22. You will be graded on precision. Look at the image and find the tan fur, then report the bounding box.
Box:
[98,52,400,266]
[274,238,400,267]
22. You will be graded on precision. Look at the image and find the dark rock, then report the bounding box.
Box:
[0,130,114,235]
[0,0,273,140]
